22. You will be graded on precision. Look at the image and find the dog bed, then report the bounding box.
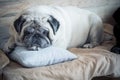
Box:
[1,23,120,80]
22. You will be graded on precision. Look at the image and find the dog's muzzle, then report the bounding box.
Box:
[23,33,51,50]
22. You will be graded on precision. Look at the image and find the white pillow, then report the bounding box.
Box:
[9,46,77,68]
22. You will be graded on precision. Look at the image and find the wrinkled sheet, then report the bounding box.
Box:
[0,50,9,80]
[3,47,120,80]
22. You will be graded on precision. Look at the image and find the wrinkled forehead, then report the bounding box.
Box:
[21,20,47,34]
[20,14,49,31]
[21,12,50,23]
[18,13,48,28]
[23,21,49,31]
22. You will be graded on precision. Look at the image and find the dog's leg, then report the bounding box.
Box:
[83,15,104,48]
[3,36,16,54]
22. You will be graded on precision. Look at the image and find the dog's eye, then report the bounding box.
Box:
[24,31,31,35]
[43,30,49,35]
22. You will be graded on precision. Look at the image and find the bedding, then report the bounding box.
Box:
[0,50,9,69]
[3,48,120,80]
[0,50,9,80]
[1,23,120,80]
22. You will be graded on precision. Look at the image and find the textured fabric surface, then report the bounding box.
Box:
[0,50,9,80]
[3,47,120,80]
[2,24,120,80]
[0,50,9,70]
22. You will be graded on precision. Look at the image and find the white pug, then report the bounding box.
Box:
[4,6,104,53]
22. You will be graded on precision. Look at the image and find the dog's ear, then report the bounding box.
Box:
[14,16,26,34]
[47,15,60,34]
[112,7,120,24]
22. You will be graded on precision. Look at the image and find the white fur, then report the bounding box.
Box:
[26,6,103,49]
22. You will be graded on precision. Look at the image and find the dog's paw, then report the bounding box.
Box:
[3,44,16,54]
[82,42,99,48]
[111,46,120,54]
[83,44,94,48]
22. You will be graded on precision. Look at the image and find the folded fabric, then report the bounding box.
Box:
[9,46,77,68]
[0,50,9,69]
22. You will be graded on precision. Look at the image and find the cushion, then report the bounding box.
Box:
[9,46,77,68]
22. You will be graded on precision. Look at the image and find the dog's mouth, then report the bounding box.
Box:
[22,33,51,50]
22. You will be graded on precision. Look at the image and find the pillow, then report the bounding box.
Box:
[9,46,77,68]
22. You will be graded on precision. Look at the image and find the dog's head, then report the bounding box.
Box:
[14,13,60,50]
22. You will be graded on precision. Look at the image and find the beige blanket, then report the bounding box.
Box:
[3,46,120,80]
[2,24,120,80]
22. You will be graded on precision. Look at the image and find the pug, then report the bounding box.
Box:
[3,6,104,54]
